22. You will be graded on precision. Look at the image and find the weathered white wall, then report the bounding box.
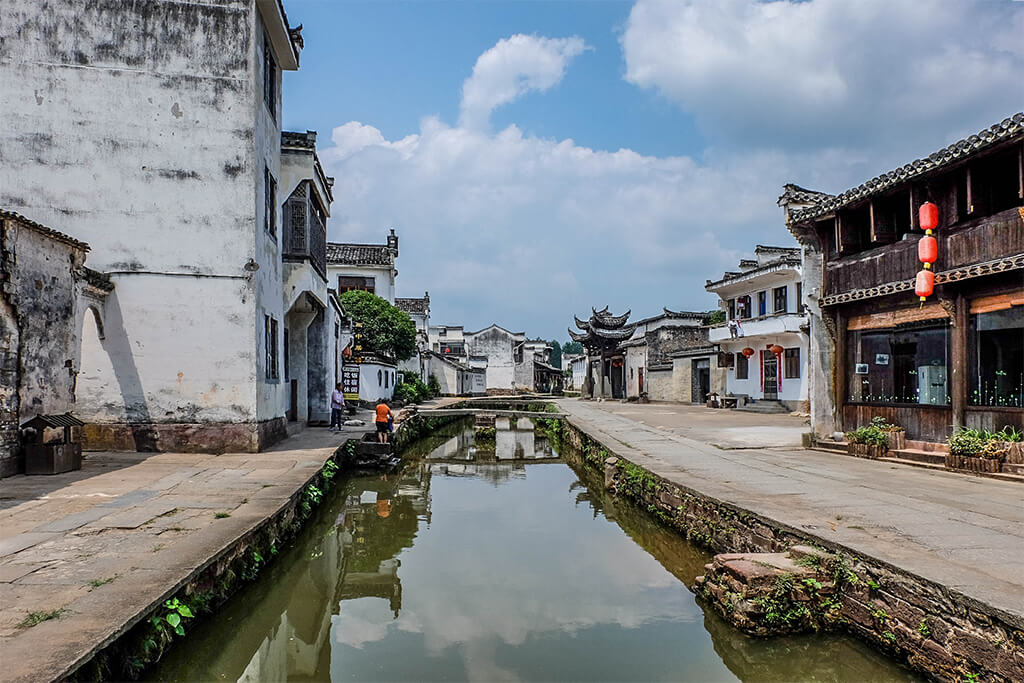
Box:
[327,264,395,303]
[465,326,522,391]
[624,345,646,398]
[358,361,396,402]
[0,1,296,444]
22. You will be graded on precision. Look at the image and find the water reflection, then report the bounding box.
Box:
[150,420,917,682]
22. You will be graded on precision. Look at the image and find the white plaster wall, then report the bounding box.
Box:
[327,264,395,303]
[465,327,520,390]
[624,346,646,398]
[0,1,293,428]
[646,369,673,402]
[720,334,808,402]
[358,362,396,403]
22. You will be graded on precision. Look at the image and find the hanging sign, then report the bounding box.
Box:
[342,364,360,402]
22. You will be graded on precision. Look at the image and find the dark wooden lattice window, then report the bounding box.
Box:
[263,37,276,120]
[264,166,277,238]
[338,276,375,295]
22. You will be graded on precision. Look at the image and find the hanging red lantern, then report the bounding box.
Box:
[915,270,934,300]
[769,344,784,356]
[918,235,937,264]
[919,202,939,232]
[741,347,755,358]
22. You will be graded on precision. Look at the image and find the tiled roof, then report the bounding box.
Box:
[326,242,394,266]
[396,295,429,314]
[0,209,90,250]
[777,183,833,207]
[84,268,114,292]
[282,130,317,150]
[705,255,801,290]
[789,112,1024,224]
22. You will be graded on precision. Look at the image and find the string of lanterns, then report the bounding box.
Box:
[915,201,939,303]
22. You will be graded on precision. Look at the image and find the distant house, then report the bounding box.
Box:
[706,245,809,411]
[326,229,399,304]
[396,292,430,382]
[618,309,714,402]
[464,324,525,393]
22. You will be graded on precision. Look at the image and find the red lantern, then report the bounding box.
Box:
[915,270,934,300]
[918,235,937,264]
[769,344,784,356]
[919,202,939,232]
[741,347,755,358]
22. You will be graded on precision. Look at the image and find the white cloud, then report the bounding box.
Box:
[459,34,587,130]
[322,116,784,336]
[621,0,1024,153]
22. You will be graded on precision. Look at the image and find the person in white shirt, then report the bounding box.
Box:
[329,383,346,432]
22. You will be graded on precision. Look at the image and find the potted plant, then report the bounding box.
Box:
[845,425,887,459]
[945,429,1004,473]
[870,416,906,450]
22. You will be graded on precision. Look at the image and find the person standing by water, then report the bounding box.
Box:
[375,399,393,444]
[329,383,346,432]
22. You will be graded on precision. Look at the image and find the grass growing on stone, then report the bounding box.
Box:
[88,576,116,588]
[214,512,231,519]
[18,608,67,628]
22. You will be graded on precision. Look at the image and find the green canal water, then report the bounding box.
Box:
[149,420,918,682]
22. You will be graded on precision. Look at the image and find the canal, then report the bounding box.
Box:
[149,419,917,682]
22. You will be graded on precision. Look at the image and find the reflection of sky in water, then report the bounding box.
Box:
[331,465,726,682]
[148,423,919,683]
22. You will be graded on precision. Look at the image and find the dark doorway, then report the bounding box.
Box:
[638,367,644,395]
[692,358,710,403]
[763,354,778,400]
[610,358,625,399]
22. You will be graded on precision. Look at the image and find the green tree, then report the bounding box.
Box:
[549,340,563,369]
[702,310,726,325]
[340,290,417,361]
[562,340,584,356]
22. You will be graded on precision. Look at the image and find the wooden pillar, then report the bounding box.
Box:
[834,310,846,433]
[1017,142,1023,200]
[965,166,975,216]
[951,293,968,431]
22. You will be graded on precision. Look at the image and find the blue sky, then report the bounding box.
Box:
[282,0,1024,341]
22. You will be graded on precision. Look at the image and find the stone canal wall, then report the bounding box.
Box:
[68,414,464,681]
[555,417,1024,683]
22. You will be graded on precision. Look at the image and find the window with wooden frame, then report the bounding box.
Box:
[264,166,277,239]
[773,286,788,313]
[758,291,767,317]
[784,347,800,379]
[736,295,752,319]
[735,352,749,379]
[264,315,279,381]
[263,36,277,120]
[338,276,375,295]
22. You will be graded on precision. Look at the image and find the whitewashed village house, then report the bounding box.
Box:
[618,309,718,402]
[706,246,810,411]
[565,354,587,391]
[395,292,430,382]
[464,324,525,393]
[0,0,308,452]
[424,325,485,396]
[327,232,401,403]
[279,130,347,425]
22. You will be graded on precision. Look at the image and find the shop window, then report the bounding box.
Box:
[773,286,788,314]
[735,353,749,380]
[970,305,1023,407]
[784,347,800,379]
[846,322,950,405]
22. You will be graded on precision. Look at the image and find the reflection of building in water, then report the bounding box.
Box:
[428,461,528,483]
[223,465,431,681]
[494,417,556,460]
[425,426,475,460]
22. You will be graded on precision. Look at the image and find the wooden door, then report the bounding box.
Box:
[763,356,779,400]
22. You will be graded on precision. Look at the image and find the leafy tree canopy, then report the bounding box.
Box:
[562,340,584,356]
[549,340,562,369]
[340,290,417,362]
[702,310,726,326]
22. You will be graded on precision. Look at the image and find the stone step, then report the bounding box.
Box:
[877,456,945,472]
[889,448,946,466]
[736,400,789,414]
[811,441,849,455]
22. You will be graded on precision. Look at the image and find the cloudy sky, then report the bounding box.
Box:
[283,0,1024,341]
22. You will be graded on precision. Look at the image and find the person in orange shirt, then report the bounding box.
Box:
[375,400,393,444]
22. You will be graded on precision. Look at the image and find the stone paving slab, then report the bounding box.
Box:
[559,400,1024,622]
[0,417,375,683]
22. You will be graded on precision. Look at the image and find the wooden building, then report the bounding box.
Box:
[784,113,1023,443]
